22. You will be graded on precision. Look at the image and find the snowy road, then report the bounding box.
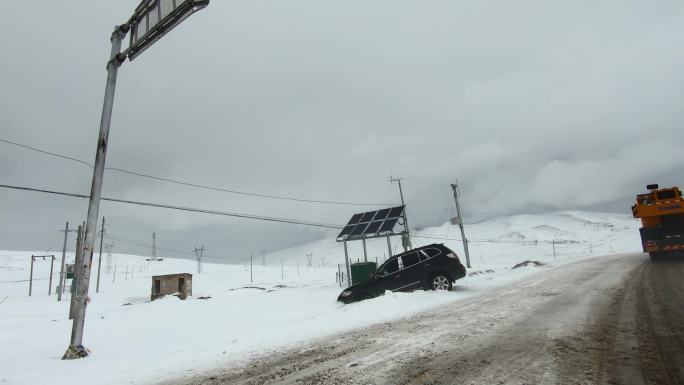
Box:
[165,252,684,385]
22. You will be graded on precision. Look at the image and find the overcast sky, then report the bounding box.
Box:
[1,1,683,262]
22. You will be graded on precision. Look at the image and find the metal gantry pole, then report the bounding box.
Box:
[64,26,127,360]
[451,181,471,268]
[58,222,69,301]
[96,217,105,293]
[386,235,392,258]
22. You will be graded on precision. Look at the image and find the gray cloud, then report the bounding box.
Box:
[1,0,683,259]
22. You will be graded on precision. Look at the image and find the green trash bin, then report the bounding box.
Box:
[350,262,377,285]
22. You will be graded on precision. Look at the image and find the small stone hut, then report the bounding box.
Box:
[151,273,192,301]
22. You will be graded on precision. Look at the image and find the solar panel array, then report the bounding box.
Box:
[336,206,405,241]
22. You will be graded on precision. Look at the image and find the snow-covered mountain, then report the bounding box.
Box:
[0,211,642,385]
[264,210,641,269]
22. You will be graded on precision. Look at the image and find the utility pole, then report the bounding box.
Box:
[96,217,105,293]
[29,256,34,296]
[194,246,205,274]
[390,177,411,251]
[48,256,55,295]
[104,243,114,274]
[450,181,471,268]
[58,222,75,302]
[152,232,157,261]
[69,225,84,320]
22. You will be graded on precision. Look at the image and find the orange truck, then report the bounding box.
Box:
[632,184,684,258]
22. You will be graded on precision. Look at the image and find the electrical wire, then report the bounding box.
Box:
[406,210,423,231]
[0,137,394,207]
[435,194,452,227]
[0,184,344,230]
[412,233,564,245]
[103,233,242,262]
[0,138,93,168]
[411,234,469,243]
[105,167,392,206]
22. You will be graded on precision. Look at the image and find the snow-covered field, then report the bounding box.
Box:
[0,211,642,385]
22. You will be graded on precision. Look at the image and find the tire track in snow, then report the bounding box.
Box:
[164,253,684,385]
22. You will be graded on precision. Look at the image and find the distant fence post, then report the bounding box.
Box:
[48,256,55,296]
[29,256,34,296]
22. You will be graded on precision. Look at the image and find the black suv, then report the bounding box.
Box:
[337,243,466,303]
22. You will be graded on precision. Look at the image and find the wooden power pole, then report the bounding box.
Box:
[390,177,411,251]
[96,217,105,293]
[451,181,472,268]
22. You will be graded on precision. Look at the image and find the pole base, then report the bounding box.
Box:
[62,345,89,360]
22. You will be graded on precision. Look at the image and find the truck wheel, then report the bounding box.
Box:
[649,252,664,260]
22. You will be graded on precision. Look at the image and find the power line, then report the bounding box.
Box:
[412,233,564,245]
[0,183,344,230]
[103,233,245,263]
[0,138,93,168]
[0,137,392,207]
[103,234,190,257]
[412,234,477,243]
[105,167,391,206]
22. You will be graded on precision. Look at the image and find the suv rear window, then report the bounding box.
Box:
[401,252,420,268]
[421,248,441,259]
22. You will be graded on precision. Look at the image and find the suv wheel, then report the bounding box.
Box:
[431,273,452,291]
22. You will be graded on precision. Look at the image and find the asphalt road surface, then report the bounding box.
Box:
[165,253,684,385]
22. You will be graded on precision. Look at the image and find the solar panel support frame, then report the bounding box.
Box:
[337,206,408,287]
